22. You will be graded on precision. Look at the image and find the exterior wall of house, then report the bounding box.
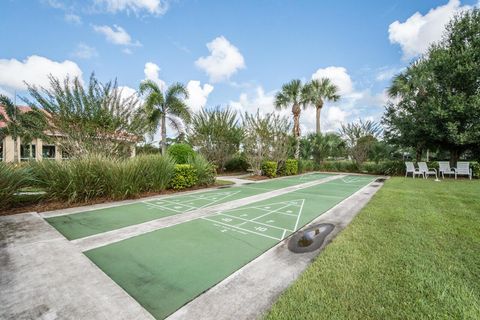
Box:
[1,135,137,162]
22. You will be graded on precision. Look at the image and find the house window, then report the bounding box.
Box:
[42,145,56,159]
[20,144,36,161]
[61,148,70,160]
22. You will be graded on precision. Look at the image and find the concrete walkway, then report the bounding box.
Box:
[0,212,153,320]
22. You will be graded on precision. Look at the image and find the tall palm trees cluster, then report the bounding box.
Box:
[274,78,339,158]
[140,77,340,160]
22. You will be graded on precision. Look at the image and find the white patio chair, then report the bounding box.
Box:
[438,161,455,179]
[454,162,472,180]
[405,162,423,178]
[418,162,437,179]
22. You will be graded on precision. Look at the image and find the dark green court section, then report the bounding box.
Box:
[85,175,375,320]
[46,173,331,240]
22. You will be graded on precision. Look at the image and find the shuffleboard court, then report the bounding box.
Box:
[84,175,376,320]
[46,173,331,240]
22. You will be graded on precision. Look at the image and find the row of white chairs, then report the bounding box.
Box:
[405,161,472,180]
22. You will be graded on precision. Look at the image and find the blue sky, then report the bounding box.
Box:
[1,0,478,136]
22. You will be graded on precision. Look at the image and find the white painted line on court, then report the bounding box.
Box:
[201,217,281,241]
[218,213,293,232]
[293,199,305,231]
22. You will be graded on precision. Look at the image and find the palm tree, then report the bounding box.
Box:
[274,79,308,159]
[305,78,340,134]
[0,95,47,162]
[139,81,190,155]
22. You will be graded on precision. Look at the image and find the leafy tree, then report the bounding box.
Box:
[26,74,147,158]
[242,111,291,174]
[274,79,309,159]
[304,78,340,134]
[340,120,382,165]
[383,8,480,164]
[0,95,48,162]
[139,80,190,155]
[188,107,243,171]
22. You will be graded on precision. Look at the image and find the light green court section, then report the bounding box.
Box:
[46,173,331,240]
[85,175,376,320]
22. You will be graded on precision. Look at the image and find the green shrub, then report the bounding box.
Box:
[262,161,277,178]
[285,159,298,175]
[169,164,198,190]
[31,155,114,202]
[188,154,216,186]
[319,161,359,173]
[471,161,479,178]
[167,143,195,164]
[298,160,315,174]
[0,163,31,209]
[30,154,175,202]
[225,153,249,172]
[111,155,175,198]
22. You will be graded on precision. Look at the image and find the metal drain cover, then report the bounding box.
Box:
[288,223,335,253]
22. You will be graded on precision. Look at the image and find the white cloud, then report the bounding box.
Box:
[229,86,277,116]
[93,0,169,15]
[388,0,472,59]
[64,13,82,25]
[195,36,245,83]
[93,24,141,47]
[185,80,213,112]
[0,55,83,92]
[143,62,166,90]
[311,66,353,95]
[72,43,98,59]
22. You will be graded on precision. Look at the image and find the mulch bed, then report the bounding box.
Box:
[245,175,269,181]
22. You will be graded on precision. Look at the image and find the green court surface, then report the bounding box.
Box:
[46,173,331,240]
[84,175,375,320]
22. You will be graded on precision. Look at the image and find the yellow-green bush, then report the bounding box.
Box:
[169,164,198,190]
[262,161,277,178]
[285,159,298,175]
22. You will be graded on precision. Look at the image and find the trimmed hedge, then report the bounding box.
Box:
[169,164,198,190]
[285,159,298,176]
[262,161,277,178]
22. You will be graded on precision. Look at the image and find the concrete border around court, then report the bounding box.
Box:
[166,177,387,320]
[73,174,344,252]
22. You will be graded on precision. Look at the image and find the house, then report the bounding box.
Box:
[0,105,137,162]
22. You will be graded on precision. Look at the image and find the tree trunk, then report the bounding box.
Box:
[292,104,301,159]
[315,101,323,135]
[450,149,460,167]
[161,115,167,155]
[13,136,19,163]
[415,148,422,162]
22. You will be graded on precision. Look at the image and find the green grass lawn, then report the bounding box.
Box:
[265,177,480,320]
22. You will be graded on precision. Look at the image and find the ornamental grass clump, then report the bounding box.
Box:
[0,163,31,209]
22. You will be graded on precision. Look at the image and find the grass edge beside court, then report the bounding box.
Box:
[263,177,480,320]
